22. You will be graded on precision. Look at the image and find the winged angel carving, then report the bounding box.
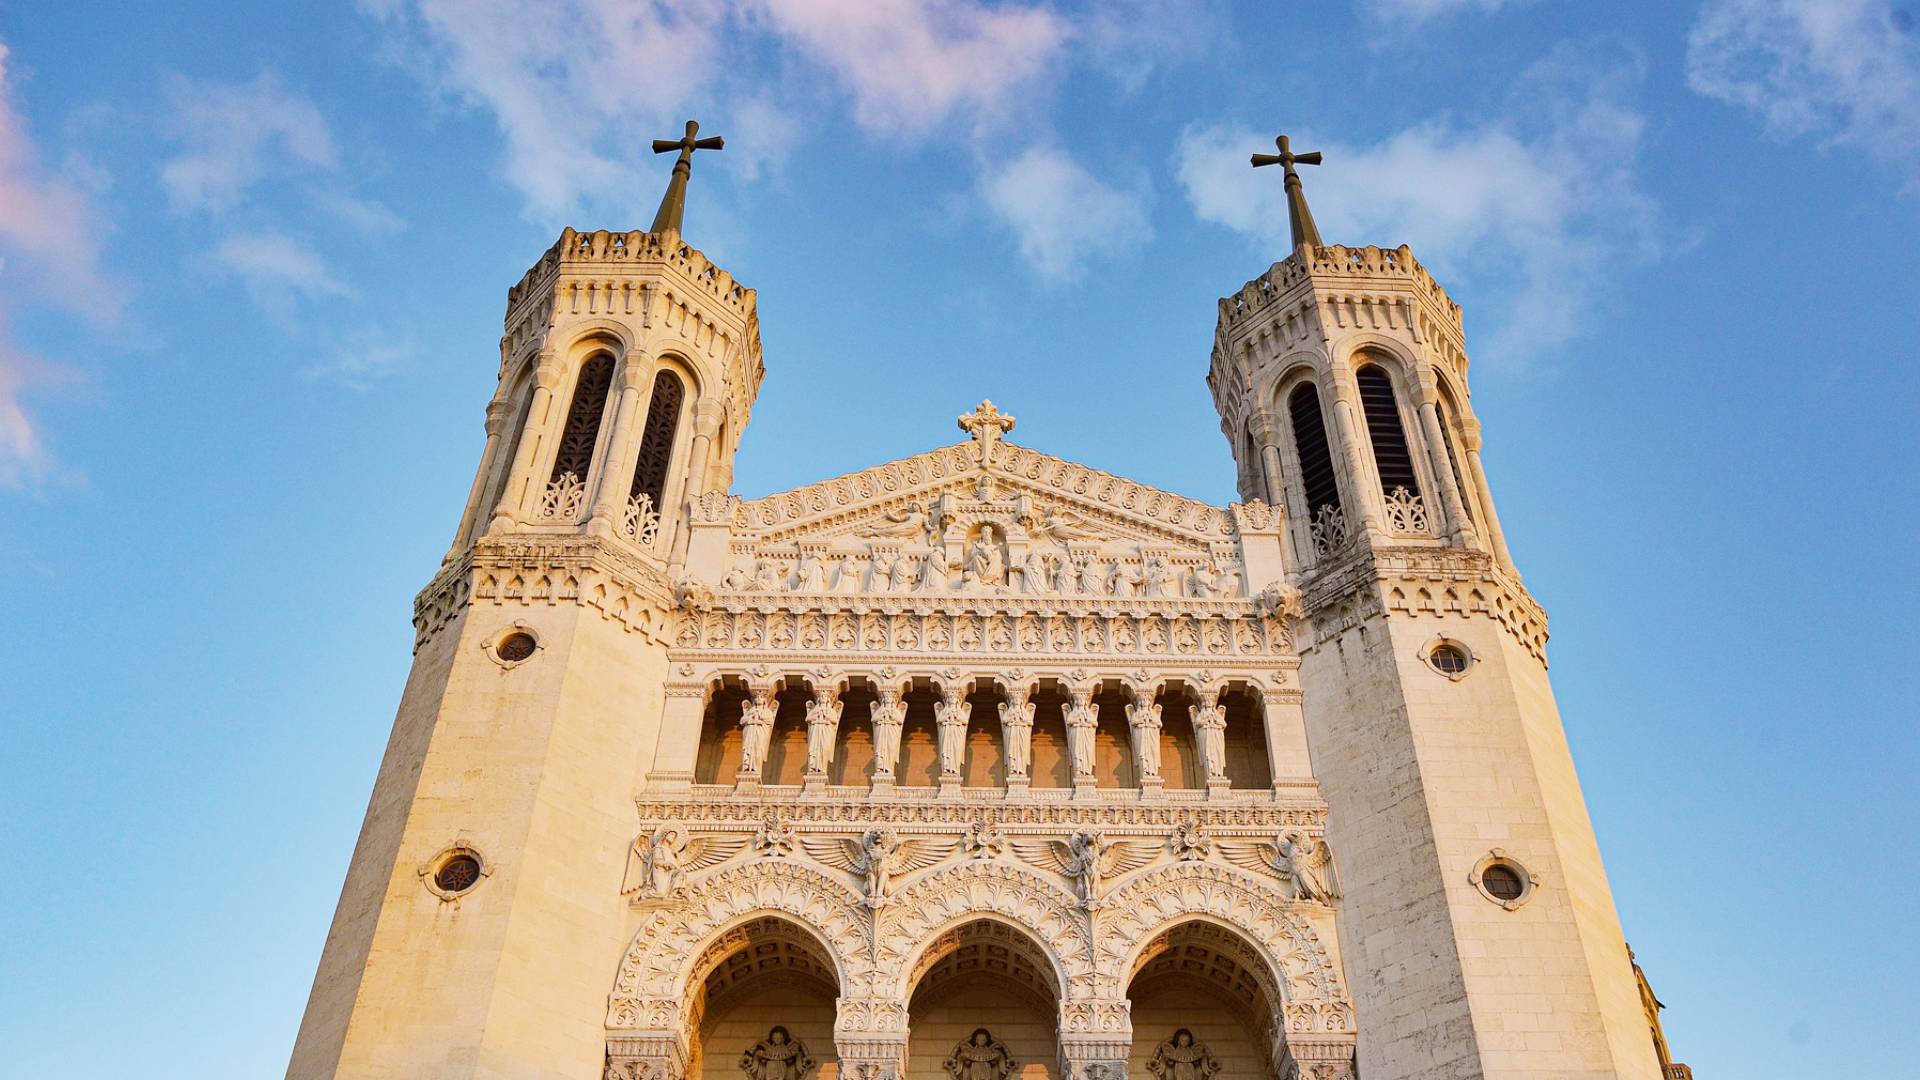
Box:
[1010,831,1157,909]
[622,826,746,901]
[801,827,956,907]
[1220,831,1341,904]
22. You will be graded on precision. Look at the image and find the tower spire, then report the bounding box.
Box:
[649,119,725,235]
[1250,134,1323,249]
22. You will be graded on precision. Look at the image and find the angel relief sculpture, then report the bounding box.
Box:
[1221,830,1341,904]
[800,827,954,907]
[944,1029,1017,1080]
[1146,1030,1220,1080]
[621,826,745,902]
[740,1026,815,1080]
[1011,830,1157,909]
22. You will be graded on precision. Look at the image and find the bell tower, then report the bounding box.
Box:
[1210,134,1663,1080]
[286,120,762,1079]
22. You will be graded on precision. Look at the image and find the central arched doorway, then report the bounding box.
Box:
[1125,921,1279,1080]
[906,919,1060,1080]
[689,916,843,1080]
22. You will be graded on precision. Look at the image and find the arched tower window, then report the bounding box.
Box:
[629,370,685,509]
[1356,365,1428,533]
[547,354,614,487]
[1287,383,1342,517]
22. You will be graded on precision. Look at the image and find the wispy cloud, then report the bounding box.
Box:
[366,0,1188,281]
[1687,0,1920,186]
[158,72,338,213]
[302,332,417,391]
[980,146,1151,282]
[1175,43,1660,367]
[0,40,118,489]
[1359,0,1530,24]
[210,230,351,311]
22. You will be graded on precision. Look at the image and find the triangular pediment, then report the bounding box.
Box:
[731,439,1237,555]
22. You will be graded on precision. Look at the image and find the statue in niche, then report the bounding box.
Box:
[1146,1030,1220,1080]
[963,525,1006,589]
[944,1029,1017,1080]
[740,1026,815,1080]
[935,685,970,776]
[804,692,839,775]
[1190,699,1228,782]
[870,687,904,778]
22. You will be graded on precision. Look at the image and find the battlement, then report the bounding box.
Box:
[1219,244,1462,336]
[506,227,756,322]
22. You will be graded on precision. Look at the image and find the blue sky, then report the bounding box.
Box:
[2,1,1916,1076]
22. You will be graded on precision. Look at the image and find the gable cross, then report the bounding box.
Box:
[1250,133,1325,249]
[648,119,725,235]
[958,400,1016,467]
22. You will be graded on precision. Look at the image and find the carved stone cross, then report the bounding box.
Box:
[1250,133,1324,249]
[958,400,1016,467]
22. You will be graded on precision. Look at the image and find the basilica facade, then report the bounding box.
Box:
[287,138,1675,1080]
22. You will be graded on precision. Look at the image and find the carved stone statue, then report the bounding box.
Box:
[1186,563,1219,598]
[963,819,1005,858]
[889,554,917,592]
[722,564,753,591]
[865,552,894,593]
[998,692,1035,780]
[621,825,745,899]
[740,1027,815,1080]
[935,684,970,779]
[1127,692,1163,781]
[1147,1030,1220,1080]
[1030,506,1096,545]
[870,686,904,780]
[1071,557,1098,595]
[1275,831,1341,903]
[1015,549,1051,594]
[1191,697,1227,783]
[738,688,776,777]
[1138,555,1174,598]
[792,552,825,592]
[944,1029,1016,1080]
[751,559,782,592]
[876,501,935,545]
[800,827,952,907]
[917,545,950,593]
[804,689,840,775]
[1065,688,1098,780]
[963,525,1005,589]
[1012,830,1155,909]
[1104,560,1131,597]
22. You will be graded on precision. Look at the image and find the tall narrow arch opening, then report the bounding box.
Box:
[686,917,843,1080]
[1126,921,1281,1080]
[547,354,615,492]
[1354,365,1426,535]
[630,369,686,510]
[1286,383,1341,516]
[907,920,1061,1080]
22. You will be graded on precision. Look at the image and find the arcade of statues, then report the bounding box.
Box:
[286,127,1688,1080]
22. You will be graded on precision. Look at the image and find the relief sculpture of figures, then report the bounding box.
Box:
[800,827,952,907]
[998,690,1035,779]
[1127,690,1164,781]
[1190,694,1228,783]
[876,500,935,545]
[1012,830,1155,909]
[870,685,904,780]
[963,525,1006,589]
[1224,830,1343,904]
[739,1026,815,1080]
[935,683,970,778]
[1147,1030,1220,1080]
[738,687,776,777]
[944,1029,1016,1080]
[620,825,745,900]
[803,688,840,775]
[1065,686,1098,780]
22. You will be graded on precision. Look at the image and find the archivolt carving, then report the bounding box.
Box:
[1095,864,1352,1033]
[608,862,867,1033]
[877,862,1089,1001]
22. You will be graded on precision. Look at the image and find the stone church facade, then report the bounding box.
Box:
[287,146,1675,1080]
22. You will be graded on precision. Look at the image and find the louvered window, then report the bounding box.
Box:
[629,371,685,507]
[1356,366,1421,497]
[1287,383,1342,516]
[547,355,614,485]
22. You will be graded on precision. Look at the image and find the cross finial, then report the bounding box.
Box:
[649,119,725,235]
[958,400,1016,467]
[1250,134,1324,250]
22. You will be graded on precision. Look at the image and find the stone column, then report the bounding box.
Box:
[803,680,842,791]
[1058,1000,1132,1080]
[1192,684,1230,799]
[1276,1037,1358,1080]
[1414,395,1478,548]
[934,680,970,796]
[1260,440,1287,507]
[445,396,514,561]
[1126,686,1163,796]
[586,359,652,538]
[1259,686,1314,791]
[1324,360,1385,541]
[668,401,725,569]
[998,682,1034,797]
[1460,421,1515,568]
[735,684,775,790]
[604,1033,689,1080]
[488,350,563,532]
[869,684,903,794]
[1066,684,1098,799]
[835,1027,908,1080]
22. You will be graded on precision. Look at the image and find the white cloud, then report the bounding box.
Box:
[753,0,1066,134]
[981,146,1152,282]
[1360,0,1528,23]
[1175,45,1658,366]
[0,40,117,489]
[158,72,338,213]
[210,230,352,315]
[303,333,417,390]
[1687,0,1920,184]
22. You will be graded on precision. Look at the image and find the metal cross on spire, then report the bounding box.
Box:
[648,119,725,235]
[1250,134,1324,250]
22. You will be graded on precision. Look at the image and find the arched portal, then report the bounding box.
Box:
[907,919,1060,1080]
[688,916,843,1080]
[1125,921,1280,1080]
